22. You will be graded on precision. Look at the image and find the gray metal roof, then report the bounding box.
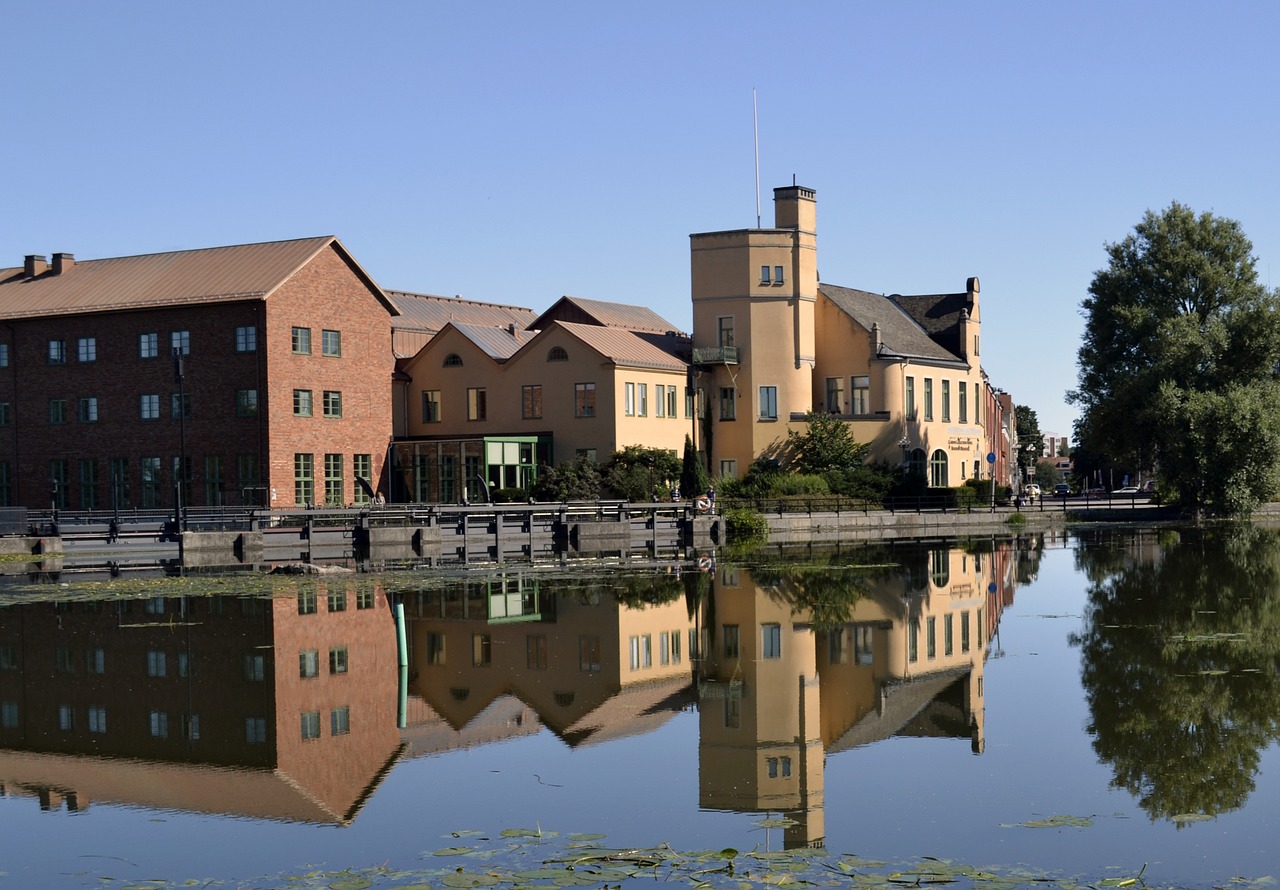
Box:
[527,295,685,336]
[819,283,966,366]
[449,321,537,361]
[0,236,398,320]
[386,289,537,334]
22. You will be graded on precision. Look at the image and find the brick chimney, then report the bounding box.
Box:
[24,254,48,278]
[52,252,75,274]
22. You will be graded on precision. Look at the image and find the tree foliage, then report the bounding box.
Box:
[1069,202,1280,516]
[602,445,680,501]
[680,434,710,498]
[786,411,870,475]
[531,456,602,501]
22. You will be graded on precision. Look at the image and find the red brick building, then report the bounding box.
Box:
[0,237,398,510]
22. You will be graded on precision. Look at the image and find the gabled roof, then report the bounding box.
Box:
[820,283,967,366]
[527,295,685,335]
[387,289,536,335]
[447,321,537,361]
[890,292,973,357]
[0,236,399,320]
[540,321,690,372]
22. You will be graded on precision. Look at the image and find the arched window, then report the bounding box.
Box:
[908,448,927,480]
[929,449,948,488]
[547,346,568,362]
[443,353,463,367]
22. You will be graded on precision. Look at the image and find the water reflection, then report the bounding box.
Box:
[1071,524,1280,821]
[0,537,1040,849]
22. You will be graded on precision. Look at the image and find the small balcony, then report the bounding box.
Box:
[692,345,739,366]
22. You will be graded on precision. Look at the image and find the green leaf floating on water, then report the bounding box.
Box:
[433,846,476,856]
[1017,814,1094,828]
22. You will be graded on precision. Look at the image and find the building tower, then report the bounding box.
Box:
[690,186,818,478]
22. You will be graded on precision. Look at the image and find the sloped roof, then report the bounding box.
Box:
[449,321,537,361]
[0,236,398,320]
[528,295,685,335]
[826,667,971,753]
[387,289,536,334]
[552,321,690,372]
[819,283,966,366]
[890,292,973,357]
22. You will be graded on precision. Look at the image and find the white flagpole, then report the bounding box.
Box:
[753,88,761,228]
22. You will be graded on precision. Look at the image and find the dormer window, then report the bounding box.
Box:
[547,346,568,362]
[443,353,463,367]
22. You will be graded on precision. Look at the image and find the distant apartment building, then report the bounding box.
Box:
[0,239,398,510]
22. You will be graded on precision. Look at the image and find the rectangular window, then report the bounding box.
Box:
[59,705,75,731]
[974,382,981,424]
[945,614,954,656]
[293,389,312,417]
[927,616,937,659]
[762,623,782,659]
[56,646,75,673]
[719,459,737,478]
[294,453,314,505]
[2,701,19,728]
[235,326,256,352]
[292,327,311,354]
[324,453,343,505]
[426,632,446,665]
[686,387,696,419]
[759,385,778,420]
[0,343,7,367]
[170,392,190,419]
[330,593,348,615]
[78,397,98,423]
[723,624,740,658]
[171,331,190,355]
[472,634,492,666]
[299,650,319,678]
[720,387,736,420]
[86,647,105,674]
[321,329,341,357]
[146,649,167,677]
[522,384,542,419]
[301,711,321,740]
[140,393,160,420]
[775,265,785,284]
[717,316,735,347]
[50,459,69,509]
[140,456,161,507]
[959,382,968,424]
[760,265,771,284]
[666,385,678,418]
[323,390,342,418]
[0,644,16,670]
[659,631,670,665]
[909,620,919,663]
[905,376,916,420]
[852,376,870,415]
[526,635,547,669]
[246,717,267,744]
[49,398,67,424]
[298,590,317,615]
[139,333,158,359]
[79,459,98,510]
[87,706,107,734]
[825,377,844,413]
[331,706,351,735]
[579,635,601,671]
[641,634,653,668]
[244,653,265,681]
[236,389,258,416]
[439,454,456,503]
[961,610,971,653]
[575,382,596,417]
[942,380,951,422]
[628,635,640,670]
[353,454,372,504]
[638,383,648,417]
[48,339,66,364]
[330,647,349,674]
[924,378,934,421]
[422,390,441,422]
[624,382,636,416]
[467,388,487,421]
[655,384,666,417]
[77,337,96,362]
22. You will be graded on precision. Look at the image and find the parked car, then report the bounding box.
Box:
[1023,483,1042,498]
[1112,486,1141,496]
[1053,484,1072,497]
[1085,486,1106,495]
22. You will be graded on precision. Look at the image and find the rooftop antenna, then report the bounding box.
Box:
[753,88,761,228]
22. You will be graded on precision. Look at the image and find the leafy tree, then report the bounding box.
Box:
[787,411,870,474]
[531,456,602,501]
[602,445,680,501]
[1069,202,1280,516]
[680,434,710,498]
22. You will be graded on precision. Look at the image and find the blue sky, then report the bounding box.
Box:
[8,2,1280,436]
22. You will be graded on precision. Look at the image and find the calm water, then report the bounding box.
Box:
[2,526,1279,888]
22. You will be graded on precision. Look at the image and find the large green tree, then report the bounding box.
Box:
[1069,202,1280,516]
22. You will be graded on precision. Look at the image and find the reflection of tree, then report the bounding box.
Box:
[1071,526,1280,821]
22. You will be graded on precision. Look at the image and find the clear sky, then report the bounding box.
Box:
[8,2,1280,437]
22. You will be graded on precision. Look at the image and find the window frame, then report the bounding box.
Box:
[321,329,341,357]
[292,326,312,355]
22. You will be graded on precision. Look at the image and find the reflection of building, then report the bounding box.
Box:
[0,583,401,823]
[695,542,1018,848]
[403,573,696,745]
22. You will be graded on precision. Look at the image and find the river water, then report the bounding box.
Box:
[1,526,1277,888]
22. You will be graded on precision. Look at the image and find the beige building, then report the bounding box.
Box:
[392,295,692,503]
[691,186,991,487]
